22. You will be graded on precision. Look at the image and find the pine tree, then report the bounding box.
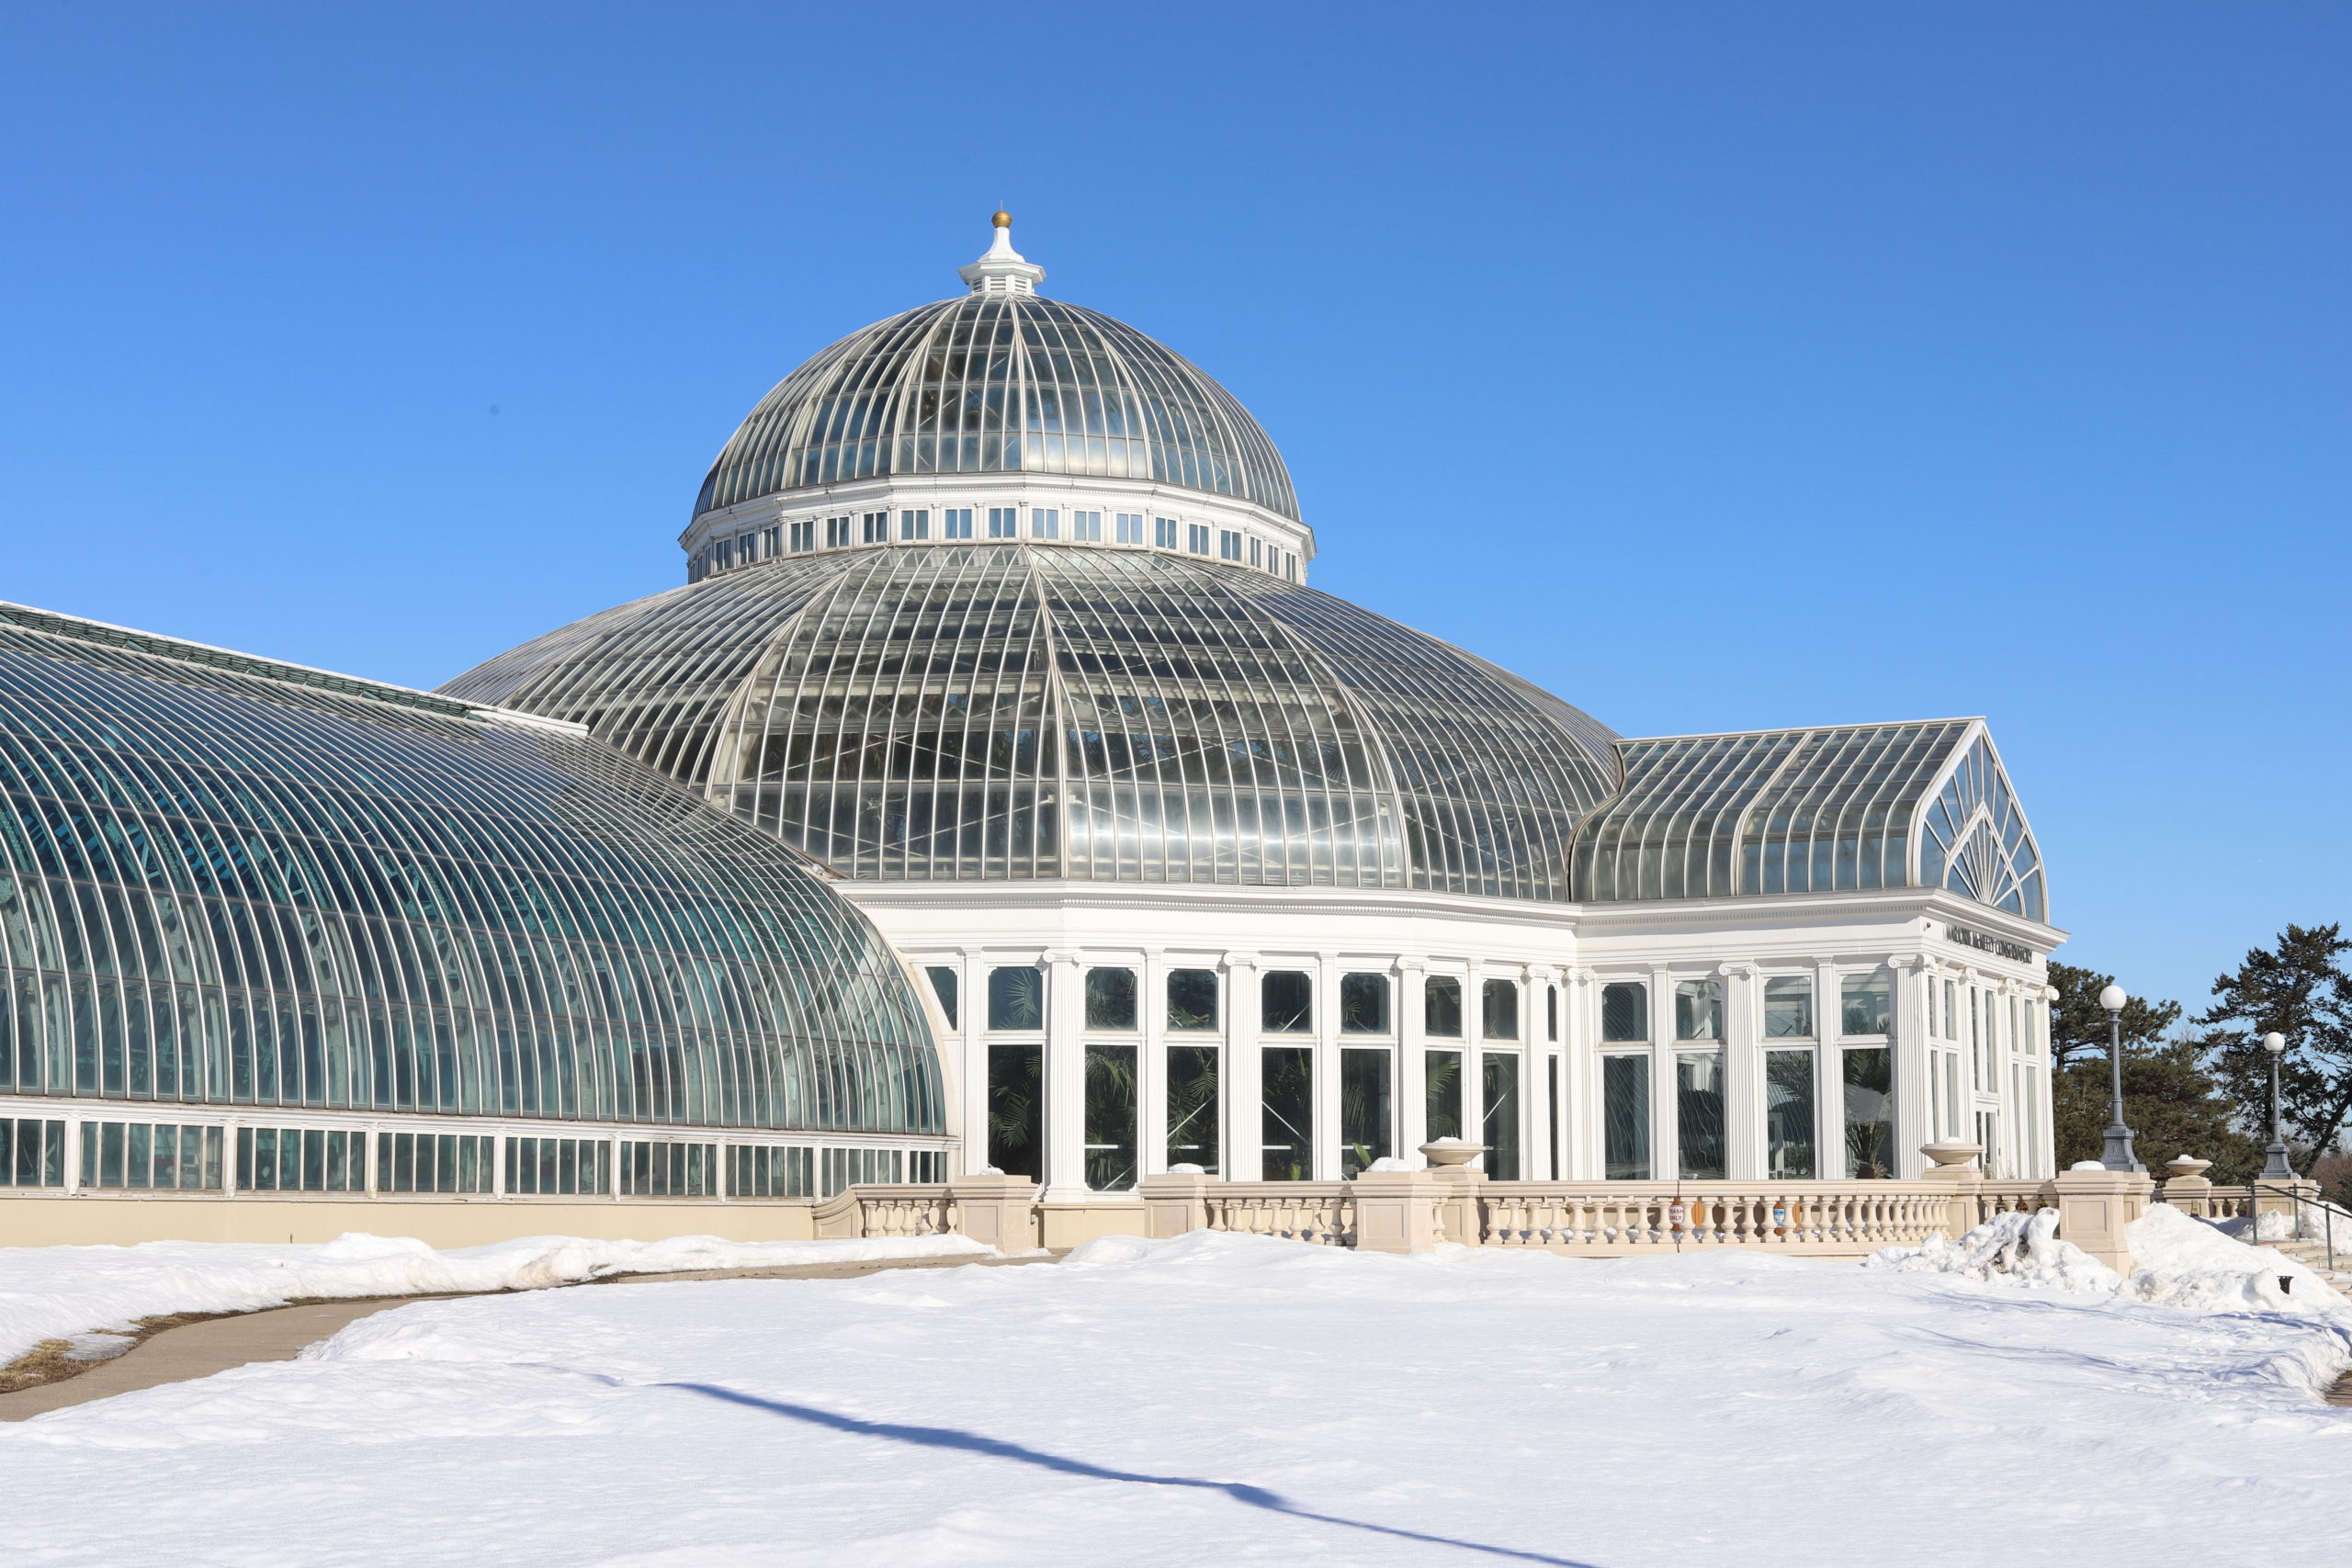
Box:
[2196,923,2352,1175]
[2046,961,2179,1069]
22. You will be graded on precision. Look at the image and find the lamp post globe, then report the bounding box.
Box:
[2098,982,2142,1172]
[2259,1031,2297,1181]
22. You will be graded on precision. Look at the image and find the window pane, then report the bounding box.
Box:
[1084,1044,1137,1190]
[1340,1048,1393,1177]
[1603,1055,1650,1179]
[1261,1046,1313,1179]
[1340,973,1390,1034]
[1843,1047,1894,1178]
[1085,967,1137,1031]
[1167,969,1219,1031]
[1424,976,1463,1039]
[1546,986,1558,1043]
[925,966,959,1029]
[1600,982,1646,1043]
[1261,972,1312,1033]
[989,966,1043,1032]
[1841,974,1892,1036]
[1763,976,1813,1039]
[1482,1054,1521,1179]
[1166,1044,1220,1173]
[1676,1051,1725,1179]
[1766,1049,1816,1178]
[987,1043,1042,1179]
[1482,978,1519,1041]
[1424,1049,1463,1142]
[1675,978,1721,1042]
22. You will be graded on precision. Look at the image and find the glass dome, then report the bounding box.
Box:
[0,604,942,1133]
[445,547,1621,902]
[693,293,1301,523]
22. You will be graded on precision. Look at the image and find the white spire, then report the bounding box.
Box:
[958,211,1046,297]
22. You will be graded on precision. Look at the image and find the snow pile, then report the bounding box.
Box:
[1869,1207,2121,1292]
[0,1231,992,1364]
[2122,1202,2342,1314]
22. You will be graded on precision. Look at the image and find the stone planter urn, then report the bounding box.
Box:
[1922,1141,1984,1168]
[1418,1138,1482,1168]
[2165,1156,2212,1180]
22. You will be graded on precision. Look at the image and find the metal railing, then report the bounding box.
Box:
[2251,1181,2342,1273]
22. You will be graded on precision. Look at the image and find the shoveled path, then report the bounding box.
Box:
[0,1251,1051,1423]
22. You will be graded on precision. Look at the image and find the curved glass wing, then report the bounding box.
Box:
[693,297,1301,522]
[0,610,941,1132]
[1580,719,2041,911]
[444,546,1621,901]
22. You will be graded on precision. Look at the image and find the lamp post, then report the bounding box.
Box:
[2098,983,2143,1172]
[2258,1031,2297,1181]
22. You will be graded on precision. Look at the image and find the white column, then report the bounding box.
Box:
[1140,950,1170,1177]
[1720,962,1762,1180]
[1040,949,1087,1202]
[1224,953,1261,1183]
[1312,952,1343,1179]
[1815,959,1843,1179]
[1528,964,1559,1180]
[960,949,989,1174]
[1398,957,1429,1162]
[1566,967,1601,1179]
[1891,954,1931,1179]
[1461,962,1487,1172]
[1649,967,1677,1180]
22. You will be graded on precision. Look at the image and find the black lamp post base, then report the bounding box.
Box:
[2100,1123,2143,1174]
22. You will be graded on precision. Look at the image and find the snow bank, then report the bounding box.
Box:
[0,1231,993,1364]
[2122,1202,2342,1314]
[1869,1207,2121,1292]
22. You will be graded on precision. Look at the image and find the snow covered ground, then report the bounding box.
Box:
[6,1216,2352,1566]
[0,1231,994,1364]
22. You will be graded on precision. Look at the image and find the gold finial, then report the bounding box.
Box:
[991,210,1012,229]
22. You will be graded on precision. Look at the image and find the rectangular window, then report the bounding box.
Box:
[1154,516,1179,547]
[761,525,780,558]
[1764,976,1815,1039]
[862,512,888,544]
[1114,513,1146,544]
[1943,979,1957,1040]
[988,507,1019,539]
[944,508,974,539]
[826,515,853,547]
[1843,1047,1894,1179]
[987,1043,1042,1179]
[988,965,1044,1031]
[1249,536,1262,566]
[1071,510,1102,541]
[1085,966,1137,1031]
[1482,1054,1521,1180]
[235,1127,364,1192]
[376,1132,493,1194]
[1675,978,1721,1042]
[1944,1052,1962,1139]
[1546,985,1558,1043]
[1261,971,1312,1033]
[506,1136,612,1196]
[789,519,815,552]
[1765,1050,1816,1178]
[925,965,959,1029]
[819,1147,906,1197]
[1601,981,1647,1042]
[1261,1046,1314,1179]
[1424,976,1464,1038]
[621,1141,718,1197]
[1084,1043,1137,1191]
[1218,529,1242,560]
[0,1118,65,1188]
[900,509,930,540]
[727,1145,813,1198]
[1482,977,1519,1040]
[1187,523,1211,555]
[1341,1047,1393,1177]
[712,538,734,570]
[1340,972,1391,1034]
[1676,1051,1724,1179]
[1285,553,1299,581]
[76,1122,221,1190]
[1167,1044,1221,1173]
[1167,968,1219,1031]
[738,533,757,563]
[1842,973,1892,1036]
[1030,508,1059,539]
[1425,1049,1464,1141]
[1602,1055,1650,1179]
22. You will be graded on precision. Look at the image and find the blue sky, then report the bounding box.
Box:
[4,2,2344,1014]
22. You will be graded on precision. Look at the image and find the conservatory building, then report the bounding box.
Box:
[441,214,2065,1240]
